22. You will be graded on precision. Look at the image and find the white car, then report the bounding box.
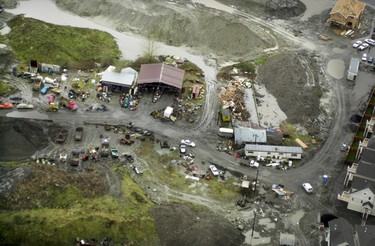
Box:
[181,139,196,147]
[180,144,187,154]
[209,165,220,176]
[353,40,362,48]
[16,103,34,109]
[302,183,313,193]
[358,43,369,51]
[365,38,375,46]
[362,53,368,61]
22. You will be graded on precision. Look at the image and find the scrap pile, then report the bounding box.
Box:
[219,81,248,121]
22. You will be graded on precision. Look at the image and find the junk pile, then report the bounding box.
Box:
[219,82,249,121]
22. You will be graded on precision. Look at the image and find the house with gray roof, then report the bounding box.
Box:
[355,225,375,246]
[234,127,267,146]
[100,67,138,93]
[327,218,355,246]
[244,144,303,160]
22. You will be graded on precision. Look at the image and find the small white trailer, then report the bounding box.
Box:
[347,58,360,81]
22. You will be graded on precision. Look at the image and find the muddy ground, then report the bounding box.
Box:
[2,0,375,245]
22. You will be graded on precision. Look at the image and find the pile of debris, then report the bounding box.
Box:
[219,81,249,121]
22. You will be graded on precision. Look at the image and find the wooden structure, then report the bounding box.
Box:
[327,0,366,30]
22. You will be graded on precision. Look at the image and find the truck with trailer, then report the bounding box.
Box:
[347,58,360,81]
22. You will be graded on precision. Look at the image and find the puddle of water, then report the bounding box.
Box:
[326,59,345,80]
[287,210,305,226]
[0,24,11,35]
[258,218,276,230]
[6,110,49,120]
[243,230,271,245]
[299,0,336,21]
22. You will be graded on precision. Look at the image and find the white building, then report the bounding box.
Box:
[244,144,303,160]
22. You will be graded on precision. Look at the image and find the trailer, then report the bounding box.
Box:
[56,129,69,143]
[347,58,360,81]
[218,127,234,138]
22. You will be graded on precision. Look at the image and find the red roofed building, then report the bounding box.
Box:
[137,63,185,91]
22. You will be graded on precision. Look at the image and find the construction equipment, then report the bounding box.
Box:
[46,103,59,112]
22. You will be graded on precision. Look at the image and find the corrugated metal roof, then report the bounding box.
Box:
[235,127,267,144]
[245,144,303,154]
[137,63,185,89]
[101,67,137,87]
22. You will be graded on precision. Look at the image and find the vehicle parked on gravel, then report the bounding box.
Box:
[133,164,143,175]
[358,43,369,51]
[181,139,196,147]
[365,38,375,46]
[352,40,362,48]
[40,85,51,94]
[302,183,313,193]
[110,148,119,158]
[180,144,187,154]
[55,129,69,143]
[209,165,219,176]
[74,127,83,141]
[59,96,78,111]
[16,103,34,109]
[362,53,367,62]
[368,56,374,64]
[0,102,13,109]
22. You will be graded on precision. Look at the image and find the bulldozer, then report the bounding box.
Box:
[46,102,59,112]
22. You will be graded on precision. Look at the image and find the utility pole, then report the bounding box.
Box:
[254,169,259,193]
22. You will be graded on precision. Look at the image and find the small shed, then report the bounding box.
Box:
[41,63,61,73]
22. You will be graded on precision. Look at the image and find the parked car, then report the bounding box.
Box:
[365,38,375,46]
[209,165,220,176]
[9,94,22,101]
[358,43,369,51]
[368,56,374,63]
[181,139,196,147]
[302,183,313,193]
[124,154,134,163]
[133,164,143,175]
[0,102,13,109]
[362,53,368,62]
[180,144,187,154]
[352,40,362,48]
[40,85,51,94]
[16,103,34,109]
[110,148,119,158]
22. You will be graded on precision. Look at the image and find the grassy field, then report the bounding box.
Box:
[3,15,121,69]
[0,164,159,245]
[0,80,17,96]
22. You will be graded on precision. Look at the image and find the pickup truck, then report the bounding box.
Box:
[74,127,83,141]
[55,129,69,143]
[59,96,78,111]
[33,80,43,91]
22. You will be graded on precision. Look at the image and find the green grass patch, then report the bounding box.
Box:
[5,15,121,69]
[206,178,239,202]
[0,80,18,96]
[346,151,357,163]
[280,123,312,145]
[254,55,268,65]
[0,166,159,245]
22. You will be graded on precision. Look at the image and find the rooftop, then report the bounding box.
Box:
[328,218,355,246]
[245,144,303,154]
[138,63,185,89]
[235,127,267,144]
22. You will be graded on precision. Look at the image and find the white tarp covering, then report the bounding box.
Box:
[164,106,173,118]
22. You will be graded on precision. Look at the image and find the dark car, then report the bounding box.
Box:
[9,94,22,101]
[368,56,374,63]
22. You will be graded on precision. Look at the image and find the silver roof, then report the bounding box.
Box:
[245,144,303,154]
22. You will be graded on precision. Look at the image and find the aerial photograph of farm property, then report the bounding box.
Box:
[2,0,375,245]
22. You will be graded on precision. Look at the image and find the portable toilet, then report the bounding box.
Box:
[221,108,231,122]
[323,175,329,185]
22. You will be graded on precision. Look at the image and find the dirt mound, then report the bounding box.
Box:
[266,0,306,19]
[151,203,244,246]
[0,117,49,161]
[53,0,273,59]
[257,52,327,136]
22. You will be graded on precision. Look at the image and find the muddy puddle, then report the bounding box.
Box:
[326,59,345,80]
[299,0,335,21]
